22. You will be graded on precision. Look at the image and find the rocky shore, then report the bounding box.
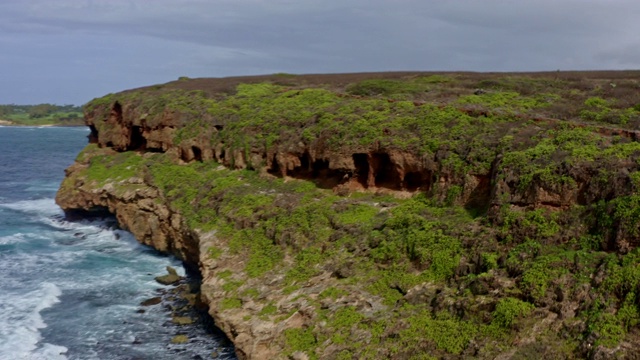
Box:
[142,266,235,358]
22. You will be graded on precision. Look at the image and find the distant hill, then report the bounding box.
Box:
[0,104,84,126]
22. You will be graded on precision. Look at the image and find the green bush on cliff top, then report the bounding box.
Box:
[492,297,534,328]
[85,150,144,184]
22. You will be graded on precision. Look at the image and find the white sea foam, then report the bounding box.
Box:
[0,199,62,218]
[0,233,25,245]
[21,126,58,130]
[44,218,103,233]
[0,198,100,234]
[25,184,61,193]
[30,343,69,360]
[0,282,67,359]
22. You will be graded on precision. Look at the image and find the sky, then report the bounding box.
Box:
[1,0,640,105]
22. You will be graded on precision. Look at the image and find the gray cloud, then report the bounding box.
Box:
[1,0,639,104]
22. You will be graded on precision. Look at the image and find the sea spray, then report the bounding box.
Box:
[0,282,67,359]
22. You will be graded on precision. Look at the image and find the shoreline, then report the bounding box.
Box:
[144,265,236,359]
[0,119,85,127]
[0,124,87,128]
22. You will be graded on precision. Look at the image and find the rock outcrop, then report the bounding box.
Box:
[57,158,199,264]
[56,150,378,359]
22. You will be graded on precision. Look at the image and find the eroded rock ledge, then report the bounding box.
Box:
[83,75,640,251]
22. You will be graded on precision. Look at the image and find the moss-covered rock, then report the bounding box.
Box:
[155,271,181,285]
[172,316,194,325]
[171,335,189,344]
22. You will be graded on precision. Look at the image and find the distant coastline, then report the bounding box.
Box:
[0,104,84,127]
[0,119,84,127]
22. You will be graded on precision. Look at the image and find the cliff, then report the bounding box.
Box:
[58,71,640,359]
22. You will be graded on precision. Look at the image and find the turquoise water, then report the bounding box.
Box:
[0,127,234,359]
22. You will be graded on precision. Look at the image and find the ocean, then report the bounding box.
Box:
[0,126,235,360]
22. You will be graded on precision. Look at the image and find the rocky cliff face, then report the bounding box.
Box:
[58,72,640,359]
[56,146,392,359]
[56,157,199,263]
[56,151,283,358]
[82,83,640,252]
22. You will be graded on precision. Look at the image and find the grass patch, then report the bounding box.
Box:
[220,298,242,310]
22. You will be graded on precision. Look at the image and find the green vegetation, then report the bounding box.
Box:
[85,150,145,185]
[220,297,242,310]
[85,80,558,177]
[284,328,318,358]
[492,298,535,328]
[345,76,450,97]
[259,303,278,317]
[580,96,639,125]
[457,91,558,114]
[398,310,478,355]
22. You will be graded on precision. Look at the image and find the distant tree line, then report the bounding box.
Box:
[0,104,82,119]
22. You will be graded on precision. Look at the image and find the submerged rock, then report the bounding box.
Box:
[171,335,189,344]
[173,316,194,325]
[140,296,162,306]
[167,266,178,276]
[155,267,182,285]
[155,274,180,285]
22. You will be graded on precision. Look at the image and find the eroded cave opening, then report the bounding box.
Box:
[300,152,310,171]
[267,154,281,176]
[311,159,348,189]
[145,146,164,153]
[62,206,112,221]
[111,102,123,123]
[404,171,430,191]
[267,154,349,189]
[179,148,197,163]
[88,124,99,144]
[464,175,492,216]
[192,146,203,162]
[312,159,329,177]
[288,152,312,178]
[129,125,146,151]
[352,153,370,188]
[371,153,402,189]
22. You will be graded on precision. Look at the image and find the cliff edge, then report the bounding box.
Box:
[58,71,640,359]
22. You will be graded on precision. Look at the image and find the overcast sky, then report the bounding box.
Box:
[1,0,639,105]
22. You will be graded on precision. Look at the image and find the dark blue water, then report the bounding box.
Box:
[0,126,234,360]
